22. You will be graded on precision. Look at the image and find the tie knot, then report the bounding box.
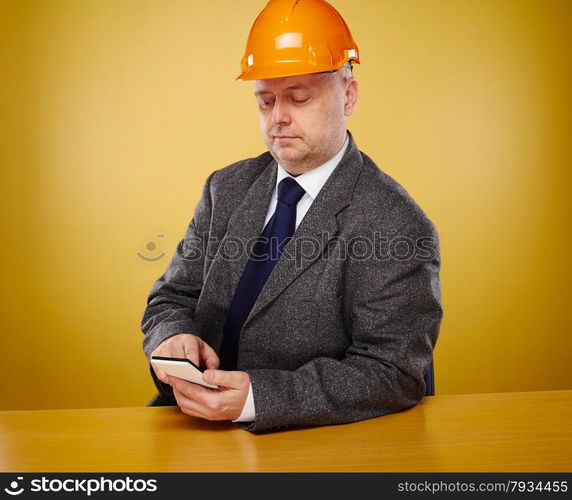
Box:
[277,177,305,206]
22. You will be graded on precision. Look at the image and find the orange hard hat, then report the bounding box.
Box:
[237,0,360,80]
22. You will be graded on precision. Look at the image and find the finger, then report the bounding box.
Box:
[203,369,248,389]
[182,336,200,367]
[172,388,208,419]
[153,366,169,384]
[152,333,191,357]
[168,375,213,404]
[199,340,220,369]
[174,386,233,421]
[171,383,223,420]
[174,379,248,422]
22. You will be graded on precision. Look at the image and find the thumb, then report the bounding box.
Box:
[203,369,243,389]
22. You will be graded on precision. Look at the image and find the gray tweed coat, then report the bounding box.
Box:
[141,131,442,432]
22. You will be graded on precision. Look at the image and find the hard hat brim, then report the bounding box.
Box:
[236,58,359,81]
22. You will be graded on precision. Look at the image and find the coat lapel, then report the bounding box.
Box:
[224,158,277,298]
[196,155,276,346]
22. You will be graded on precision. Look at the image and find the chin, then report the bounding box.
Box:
[272,146,303,162]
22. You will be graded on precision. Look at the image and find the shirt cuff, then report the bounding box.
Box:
[232,382,255,423]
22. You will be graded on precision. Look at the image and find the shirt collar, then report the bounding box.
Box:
[276,132,350,200]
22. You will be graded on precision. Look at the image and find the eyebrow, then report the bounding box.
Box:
[254,85,310,97]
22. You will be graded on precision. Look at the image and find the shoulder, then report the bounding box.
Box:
[350,150,438,238]
[208,151,274,193]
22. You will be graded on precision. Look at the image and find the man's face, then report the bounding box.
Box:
[253,71,357,174]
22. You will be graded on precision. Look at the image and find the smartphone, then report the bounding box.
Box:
[150,356,219,389]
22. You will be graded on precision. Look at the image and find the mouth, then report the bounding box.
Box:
[273,135,298,140]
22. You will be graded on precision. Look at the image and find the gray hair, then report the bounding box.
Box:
[318,60,354,79]
[340,60,353,79]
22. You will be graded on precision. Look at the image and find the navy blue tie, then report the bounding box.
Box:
[219,177,306,370]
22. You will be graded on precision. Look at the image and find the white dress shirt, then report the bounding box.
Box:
[233,133,350,423]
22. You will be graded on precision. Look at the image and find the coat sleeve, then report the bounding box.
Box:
[237,215,443,432]
[140,171,216,359]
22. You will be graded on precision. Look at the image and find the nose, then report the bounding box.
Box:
[271,98,291,126]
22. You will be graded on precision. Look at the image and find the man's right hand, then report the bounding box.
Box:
[150,334,220,385]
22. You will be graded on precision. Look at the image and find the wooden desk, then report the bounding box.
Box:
[0,390,570,472]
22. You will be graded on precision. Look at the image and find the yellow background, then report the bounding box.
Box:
[1,0,571,411]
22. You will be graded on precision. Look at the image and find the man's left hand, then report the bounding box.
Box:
[167,370,250,421]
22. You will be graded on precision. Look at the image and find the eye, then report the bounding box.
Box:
[291,97,309,104]
[258,100,274,109]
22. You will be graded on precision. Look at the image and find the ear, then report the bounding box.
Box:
[343,78,359,116]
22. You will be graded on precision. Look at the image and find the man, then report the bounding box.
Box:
[141,0,442,432]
